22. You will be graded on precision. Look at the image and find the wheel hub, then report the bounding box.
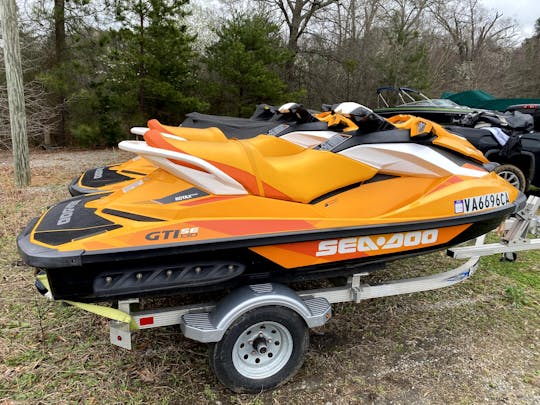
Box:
[498,170,520,188]
[232,321,293,379]
[253,336,268,354]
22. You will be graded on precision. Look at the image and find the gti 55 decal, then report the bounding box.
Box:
[145,227,199,241]
[316,229,439,257]
[454,192,509,214]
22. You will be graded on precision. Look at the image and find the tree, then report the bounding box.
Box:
[205,14,295,117]
[503,24,540,98]
[429,0,517,90]
[430,0,515,63]
[0,0,31,186]
[264,0,338,54]
[27,0,102,145]
[53,0,67,143]
[375,0,432,90]
[294,0,432,107]
[1,21,60,149]
[103,0,204,125]
[262,0,339,87]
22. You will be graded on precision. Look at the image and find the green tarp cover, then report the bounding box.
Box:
[441,90,540,111]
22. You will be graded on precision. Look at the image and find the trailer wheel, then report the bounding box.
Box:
[494,164,527,192]
[500,252,517,262]
[209,306,309,393]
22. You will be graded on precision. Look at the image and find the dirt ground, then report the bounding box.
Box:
[0,149,539,404]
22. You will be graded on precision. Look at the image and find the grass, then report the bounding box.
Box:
[1,148,539,403]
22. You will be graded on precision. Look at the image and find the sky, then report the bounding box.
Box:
[6,1,540,42]
[483,0,540,39]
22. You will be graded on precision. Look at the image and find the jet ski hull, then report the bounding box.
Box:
[20,110,524,303]
[18,192,524,302]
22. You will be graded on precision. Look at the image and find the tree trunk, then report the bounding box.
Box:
[138,1,145,114]
[0,0,31,187]
[54,0,66,144]
[44,127,52,146]
[273,1,338,88]
[54,0,66,62]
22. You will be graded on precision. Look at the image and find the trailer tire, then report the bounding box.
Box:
[494,164,528,192]
[500,252,517,262]
[209,306,309,393]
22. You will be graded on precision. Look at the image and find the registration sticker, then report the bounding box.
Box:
[454,192,510,214]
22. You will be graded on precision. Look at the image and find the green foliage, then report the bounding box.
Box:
[205,14,295,117]
[504,285,531,307]
[18,0,535,147]
[375,18,432,91]
[32,0,207,147]
[104,0,207,124]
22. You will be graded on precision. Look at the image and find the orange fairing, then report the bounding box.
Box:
[147,119,228,142]
[144,130,378,203]
[388,114,488,163]
[315,111,359,132]
[251,224,471,268]
[387,114,434,136]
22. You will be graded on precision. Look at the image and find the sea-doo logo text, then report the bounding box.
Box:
[56,200,81,226]
[316,229,439,257]
[93,167,104,179]
[145,227,199,241]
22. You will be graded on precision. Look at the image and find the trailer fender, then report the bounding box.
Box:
[181,283,331,343]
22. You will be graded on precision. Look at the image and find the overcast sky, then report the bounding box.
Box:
[8,1,540,42]
[483,0,540,38]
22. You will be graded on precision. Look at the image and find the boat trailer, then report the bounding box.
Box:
[44,196,540,392]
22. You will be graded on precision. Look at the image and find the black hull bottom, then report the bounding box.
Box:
[38,213,507,302]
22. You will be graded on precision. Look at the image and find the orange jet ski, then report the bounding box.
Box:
[68,103,326,195]
[19,103,525,302]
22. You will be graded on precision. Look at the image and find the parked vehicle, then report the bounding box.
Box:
[68,103,326,196]
[373,87,540,192]
[441,124,540,192]
[374,86,478,124]
[506,104,540,131]
[20,103,539,393]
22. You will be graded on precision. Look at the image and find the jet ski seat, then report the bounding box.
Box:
[148,119,229,142]
[144,130,378,203]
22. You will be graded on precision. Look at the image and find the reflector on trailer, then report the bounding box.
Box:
[139,317,154,326]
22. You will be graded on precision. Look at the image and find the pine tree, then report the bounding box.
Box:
[205,14,295,117]
[103,0,205,127]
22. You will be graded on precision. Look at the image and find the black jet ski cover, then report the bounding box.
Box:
[181,112,281,139]
[458,110,534,134]
[250,104,278,120]
[182,105,328,139]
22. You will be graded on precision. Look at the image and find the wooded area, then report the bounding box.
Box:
[1,0,539,148]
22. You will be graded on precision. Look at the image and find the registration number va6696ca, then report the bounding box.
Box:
[454,192,510,214]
